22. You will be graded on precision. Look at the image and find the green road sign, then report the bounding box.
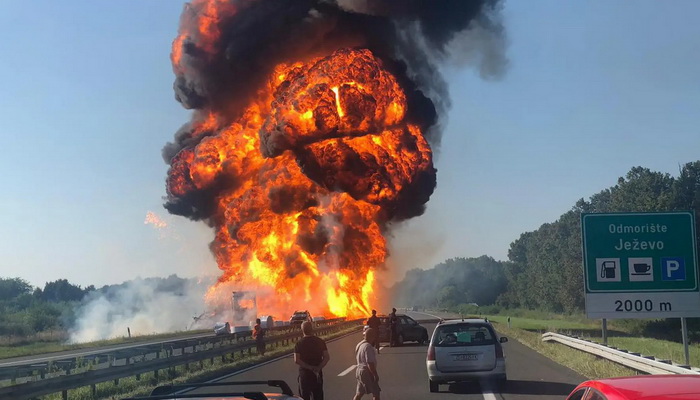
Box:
[581,212,699,319]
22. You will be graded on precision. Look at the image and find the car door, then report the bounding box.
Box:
[400,316,417,340]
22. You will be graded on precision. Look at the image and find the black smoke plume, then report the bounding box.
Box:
[163,0,507,220]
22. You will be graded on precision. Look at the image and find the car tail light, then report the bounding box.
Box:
[427,345,435,361]
[495,343,504,359]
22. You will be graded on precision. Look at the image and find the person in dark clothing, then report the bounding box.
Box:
[294,321,330,400]
[388,308,398,347]
[366,310,381,353]
[253,318,265,356]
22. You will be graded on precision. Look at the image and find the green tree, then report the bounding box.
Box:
[437,286,459,308]
[40,279,86,302]
[0,277,33,301]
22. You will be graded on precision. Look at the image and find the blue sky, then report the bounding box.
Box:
[1,1,699,288]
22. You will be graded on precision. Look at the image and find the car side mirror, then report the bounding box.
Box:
[499,337,508,343]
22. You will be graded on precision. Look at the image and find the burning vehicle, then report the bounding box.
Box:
[289,310,313,327]
[213,321,231,336]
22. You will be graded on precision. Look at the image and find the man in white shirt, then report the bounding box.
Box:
[353,327,381,400]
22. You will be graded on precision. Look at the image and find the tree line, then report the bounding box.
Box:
[0,278,95,336]
[0,275,192,338]
[395,161,700,316]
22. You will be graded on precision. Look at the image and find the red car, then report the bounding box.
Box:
[566,375,700,400]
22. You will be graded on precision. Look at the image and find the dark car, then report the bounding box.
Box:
[289,310,312,326]
[371,314,429,345]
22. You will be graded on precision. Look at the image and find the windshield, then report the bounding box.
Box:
[3,2,697,400]
[433,324,496,347]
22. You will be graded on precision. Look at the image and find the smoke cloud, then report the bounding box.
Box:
[158,0,508,318]
[69,276,216,343]
[166,0,507,162]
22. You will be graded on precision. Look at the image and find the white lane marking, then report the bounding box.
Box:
[211,328,361,382]
[338,364,357,376]
[482,392,498,400]
[481,380,499,400]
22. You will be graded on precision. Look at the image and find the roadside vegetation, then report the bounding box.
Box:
[492,320,634,380]
[492,313,700,376]
[0,275,210,360]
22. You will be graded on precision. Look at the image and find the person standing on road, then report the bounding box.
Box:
[366,310,381,353]
[294,321,330,400]
[353,327,381,400]
[253,318,266,356]
[388,308,398,347]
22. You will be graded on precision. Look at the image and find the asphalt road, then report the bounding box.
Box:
[202,311,586,400]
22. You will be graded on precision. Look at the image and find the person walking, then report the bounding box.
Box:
[388,308,398,347]
[366,310,381,353]
[253,318,265,356]
[294,321,330,400]
[353,327,381,400]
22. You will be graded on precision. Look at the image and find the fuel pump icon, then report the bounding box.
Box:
[601,261,617,279]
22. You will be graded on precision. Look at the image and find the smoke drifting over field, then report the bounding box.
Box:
[69,276,214,343]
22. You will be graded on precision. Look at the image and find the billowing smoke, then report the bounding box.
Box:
[166,0,506,165]
[160,0,507,318]
[69,276,216,343]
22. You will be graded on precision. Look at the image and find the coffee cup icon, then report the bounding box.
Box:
[633,263,651,274]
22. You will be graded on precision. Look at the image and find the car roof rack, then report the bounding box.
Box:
[122,380,294,400]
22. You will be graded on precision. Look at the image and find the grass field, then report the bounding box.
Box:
[493,321,634,380]
[462,310,700,379]
[0,329,211,360]
[487,315,598,332]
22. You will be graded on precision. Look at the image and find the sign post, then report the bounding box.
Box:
[582,212,698,356]
[582,212,699,319]
[681,317,690,366]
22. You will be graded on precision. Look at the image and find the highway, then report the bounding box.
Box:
[0,332,213,368]
[200,311,586,400]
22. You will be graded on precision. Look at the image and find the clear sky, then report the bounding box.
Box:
[1,1,699,288]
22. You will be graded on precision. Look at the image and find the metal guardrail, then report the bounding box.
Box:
[0,318,361,400]
[542,332,700,375]
[0,318,346,384]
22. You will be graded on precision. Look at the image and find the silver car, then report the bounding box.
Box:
[426,319,508,392]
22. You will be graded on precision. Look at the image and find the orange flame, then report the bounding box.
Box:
[168,15,434,320]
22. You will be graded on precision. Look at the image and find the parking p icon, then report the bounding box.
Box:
[661,257,686,281]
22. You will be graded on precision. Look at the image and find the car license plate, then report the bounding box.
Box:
[453,354,479,361]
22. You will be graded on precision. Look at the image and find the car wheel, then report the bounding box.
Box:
[429,380,439,393]
[420,332,429,345]
[397,334,404,346]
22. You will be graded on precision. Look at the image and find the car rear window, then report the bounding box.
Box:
[432,323,496,347]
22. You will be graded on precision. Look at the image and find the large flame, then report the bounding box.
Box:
[167,4,435,320]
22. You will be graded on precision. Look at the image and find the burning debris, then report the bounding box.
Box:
[162,0,506,319]
[144,211,168,229]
